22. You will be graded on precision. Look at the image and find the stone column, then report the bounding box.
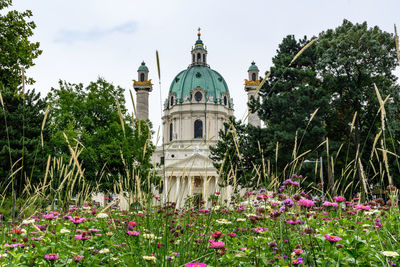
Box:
[247,90,261,127]
[189,176,193,196]
[175,176,181,207]
[202,176,206,202]
[136,90,150,120]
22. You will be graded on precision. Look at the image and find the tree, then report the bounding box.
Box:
[0,87,48,194]
[47,78,155,190]
[255,35,329,173]
[0,0,42,90]
[211,20,400,192]
[0,1,46,195]
[316,20,400,188]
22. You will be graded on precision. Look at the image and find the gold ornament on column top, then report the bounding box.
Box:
[133,79,153,87]
[244,79,260,86]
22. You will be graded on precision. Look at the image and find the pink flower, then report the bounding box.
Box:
[333,196,346,202]
[355,205,371,211]
[227,232,237,238]
[126,231,140,236]
[253,227,264,233]
[73,255,84,262]
[44,253,59,261]
[210,231,224,239]
[185,263,207,267]
[297,199,315,207]
[68,216,86,224]
[43,213,59,220]
[292,257,303,265]
[323,202,338,207]
[293,249,304,255]
[324,234,342,243]
[209,240,225,249]
[74,231,91,240]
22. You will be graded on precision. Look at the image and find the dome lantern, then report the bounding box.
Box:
[191,27,208,66]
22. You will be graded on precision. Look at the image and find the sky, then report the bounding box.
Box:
[7,0,400,144]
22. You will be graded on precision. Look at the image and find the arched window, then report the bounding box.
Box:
[169,123,173,141]
[224,96,227,106]
[194,91,202,102]
[140,73,145,82]
[194,120,203,139]
[170,96,174,107]
[252,73,256,81]
[197,53,201,62]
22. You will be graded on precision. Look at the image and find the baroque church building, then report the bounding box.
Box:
[134,30,260,206]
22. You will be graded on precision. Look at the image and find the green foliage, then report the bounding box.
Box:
[0,87,48,195]
[211,20,400,192]
[316,20,400,187]
[0,0,42,90]
[46,78,155,190]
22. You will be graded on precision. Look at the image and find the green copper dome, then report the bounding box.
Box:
[138,61,148,71]
[248,61,259,71]
[168,65,230,106]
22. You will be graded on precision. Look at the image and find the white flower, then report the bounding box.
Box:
[143,233,156,240]
[212,206,221,211]
[60,228,71,234]
[22,219,35,225]
[96,212,108,218]
[143,255,156,262]
[216,219,232,224]
[82,206,91,210]
[99,248,110,254]
[237,218,246,222]
[382,251,399,257]
[1,253,8,258]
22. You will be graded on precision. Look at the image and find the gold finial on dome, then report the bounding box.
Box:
[197,27,201,38]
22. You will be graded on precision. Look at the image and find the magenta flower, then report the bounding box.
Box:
[297,199,315,207]
[68,216,86,224]
[126,231,140,236]
[43,213,59,220]
[293,249,304,255]
[253,227,264,233]
[323,201,338,207]
[227,232,237,238]
[74,231,91,240]
[292,257,303,265]
[333,196,346,202]
[44,253,59,261]
[185,263,207,267]
[209,240,225,249]
[355,205,371,211]
[324,234,342,243]
[210,231,224,239]
[73,255,84,262]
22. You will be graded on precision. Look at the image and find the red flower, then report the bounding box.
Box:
[210,231,224,240]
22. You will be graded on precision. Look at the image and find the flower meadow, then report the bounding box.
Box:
[1,175,400,266]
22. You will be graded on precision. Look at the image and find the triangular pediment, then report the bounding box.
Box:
[166,152,214,169]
